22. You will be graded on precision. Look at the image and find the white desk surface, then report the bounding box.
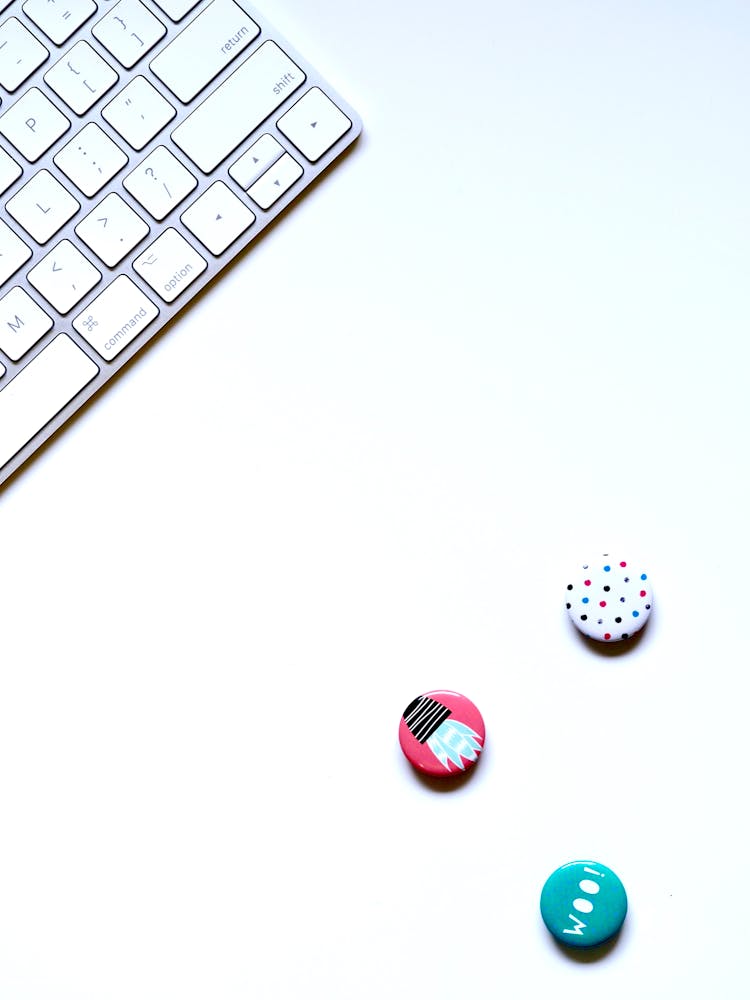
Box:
[2,2,749,997]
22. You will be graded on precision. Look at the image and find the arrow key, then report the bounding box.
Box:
[277,86,352,163]
[247,152,303,211]
[181,180,255,256]
[229,133,284,191]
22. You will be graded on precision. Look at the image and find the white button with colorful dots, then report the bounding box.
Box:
[565,556,652,642]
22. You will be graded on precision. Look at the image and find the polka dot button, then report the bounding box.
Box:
[540,860,628,948]
[565,556,652,642]
[399,690,485,777]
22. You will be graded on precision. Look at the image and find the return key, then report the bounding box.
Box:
[150,0,260,103]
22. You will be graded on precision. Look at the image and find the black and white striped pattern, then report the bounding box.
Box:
[402,695,451,743]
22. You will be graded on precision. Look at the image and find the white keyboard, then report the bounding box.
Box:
[0,0,361,486]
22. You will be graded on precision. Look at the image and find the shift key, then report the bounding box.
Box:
[150,0,260,103]
[171,40,305,172]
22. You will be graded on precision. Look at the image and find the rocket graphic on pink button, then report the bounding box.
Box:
[399,690,485,777]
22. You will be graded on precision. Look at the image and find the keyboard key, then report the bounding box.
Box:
[0,17,48,92]
[172,40,305,172]
[150,0,260,103]
[73,274,159,359]
[28,238,101,314]
[133,227,206,302]
[54,122,128,197]
[0,287,53,361]
[5,169,80,244]
[44,40,119,115]
[0,145,22,196]
[92,0,166,69]
[102,76,176,151]
[75,192,149,267]
[22,0,97,45]
[247,152,302,210]
[277,87,352,163]
[0,334,99,472]
[0,219,32,285]
[0,87,70,163]
[229,133,284,190]
[151,0,200,21]
[123,145,196,220]
[181,180,255,255]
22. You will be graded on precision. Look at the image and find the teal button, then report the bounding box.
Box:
[540,860,627,948]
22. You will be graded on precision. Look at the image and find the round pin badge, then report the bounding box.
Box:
[399,690,485,778]
[565,556,652,642]
[540,860,628,948]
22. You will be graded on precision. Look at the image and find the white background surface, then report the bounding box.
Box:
[2,1,750,997]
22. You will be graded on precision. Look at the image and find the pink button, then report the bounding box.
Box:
[399,690,485,777]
